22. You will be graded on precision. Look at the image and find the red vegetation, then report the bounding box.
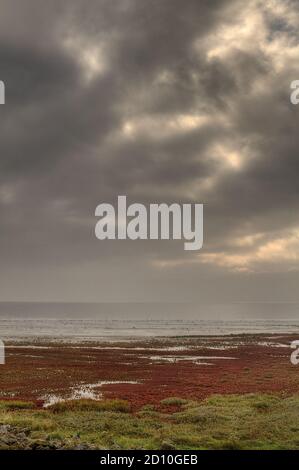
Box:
[0,334,298,411]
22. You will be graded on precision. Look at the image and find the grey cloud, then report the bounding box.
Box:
[0,0,298,302]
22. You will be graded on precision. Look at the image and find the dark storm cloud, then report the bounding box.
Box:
[0,0,298,301]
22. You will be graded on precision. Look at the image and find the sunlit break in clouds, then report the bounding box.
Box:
[0,0,298,302]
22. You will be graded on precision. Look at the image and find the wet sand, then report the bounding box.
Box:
[1,333,299,410]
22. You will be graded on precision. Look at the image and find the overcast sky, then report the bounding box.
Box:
[0,0,298,303]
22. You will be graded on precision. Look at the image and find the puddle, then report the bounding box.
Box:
[257,342,289,348]
[144,355,236,364]
[42,380,140,407]
[6,345,53,349]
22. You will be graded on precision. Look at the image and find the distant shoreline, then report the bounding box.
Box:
[1,329,299,345]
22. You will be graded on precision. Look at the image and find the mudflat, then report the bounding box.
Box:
[1,333,298,410]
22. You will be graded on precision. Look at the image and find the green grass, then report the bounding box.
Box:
[0,394,299,449]
[49,399,130,414]
[0,400,36,410]
[160,397,188,406]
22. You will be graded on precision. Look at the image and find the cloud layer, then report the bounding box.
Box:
[0,0,298,302]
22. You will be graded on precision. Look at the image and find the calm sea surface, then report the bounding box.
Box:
[0,302,298,341]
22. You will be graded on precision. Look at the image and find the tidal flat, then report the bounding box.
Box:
[0,333,299,449]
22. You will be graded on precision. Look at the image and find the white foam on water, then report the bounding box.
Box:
[42,380,141,408]
[144,355,236,364]
[257,341,290,348]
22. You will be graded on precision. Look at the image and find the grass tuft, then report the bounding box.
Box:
[48,399,130,414]
[161,397,188,406]
[0,400,36,410]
